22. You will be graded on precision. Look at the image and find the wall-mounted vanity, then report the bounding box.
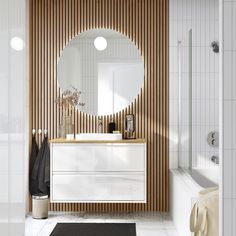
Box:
[50,139,146,203]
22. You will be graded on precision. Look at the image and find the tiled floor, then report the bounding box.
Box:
[25,212,179,236]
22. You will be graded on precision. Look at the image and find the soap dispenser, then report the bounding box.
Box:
[98,117,103,133]
[124,114,135,139]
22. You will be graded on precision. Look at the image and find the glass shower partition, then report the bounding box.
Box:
[178,29,192,172]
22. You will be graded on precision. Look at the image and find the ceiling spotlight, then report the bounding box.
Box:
[10,37,24,51]
[94,36,107,51]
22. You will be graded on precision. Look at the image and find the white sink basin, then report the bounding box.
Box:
[75,133,122,141]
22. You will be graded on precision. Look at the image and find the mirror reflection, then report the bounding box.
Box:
[58,29,144,116]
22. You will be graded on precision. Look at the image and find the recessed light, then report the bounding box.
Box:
[94,36,107,51]
[10,37,24,51]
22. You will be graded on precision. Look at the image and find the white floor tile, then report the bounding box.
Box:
[136,227,167,236]
[166,229,179,236]
[133,212,163,222]
[162,216,176,229]
[25,229,41,236]
[25,212,179,236]
[38,221,57,236]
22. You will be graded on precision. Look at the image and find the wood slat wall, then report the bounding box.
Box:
[29,0,169,212]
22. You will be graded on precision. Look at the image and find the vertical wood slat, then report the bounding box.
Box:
[29,0,169,212]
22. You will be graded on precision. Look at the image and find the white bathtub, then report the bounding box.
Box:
[170,168,218,236]
[191,167,219,188]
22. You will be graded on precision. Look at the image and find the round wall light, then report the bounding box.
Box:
[94,36,107,51]
[10,37,24,51]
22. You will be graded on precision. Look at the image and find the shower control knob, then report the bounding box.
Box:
[212,139,215,145]
[207,131,219,147]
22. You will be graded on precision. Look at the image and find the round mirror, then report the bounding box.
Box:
[58,29,144,116]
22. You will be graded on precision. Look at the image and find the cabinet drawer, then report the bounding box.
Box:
[52,174,145,202]
[52,144,145,172]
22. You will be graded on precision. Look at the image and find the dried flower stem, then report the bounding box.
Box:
[55,86,85,115]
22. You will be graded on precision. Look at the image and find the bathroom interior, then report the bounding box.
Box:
[2,0,236,235]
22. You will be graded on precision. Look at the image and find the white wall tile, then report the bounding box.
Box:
[232,200,236,235]
[169,73,178,100]
[232,150,236,199]
[169,151,178,169]
[223,199,233,236]
[223,51,233,99]
[232,3,236,51]
[223,101,233,149]
[223,150,233,198]
[232,102,236,149]
[232,52,236,100]
[223,2,232,51]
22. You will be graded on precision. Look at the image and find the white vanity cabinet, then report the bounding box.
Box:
[50,140,146,203]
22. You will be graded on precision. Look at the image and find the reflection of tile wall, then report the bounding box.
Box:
[221,1,236,235]
[169,0,219,170]
[70,38,141,115]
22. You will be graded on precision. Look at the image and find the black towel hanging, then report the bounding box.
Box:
[30,129,50,196]
[29,129,39,195]
[37,133,50,196]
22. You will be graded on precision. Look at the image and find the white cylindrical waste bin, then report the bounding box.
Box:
[32,194,48,219]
